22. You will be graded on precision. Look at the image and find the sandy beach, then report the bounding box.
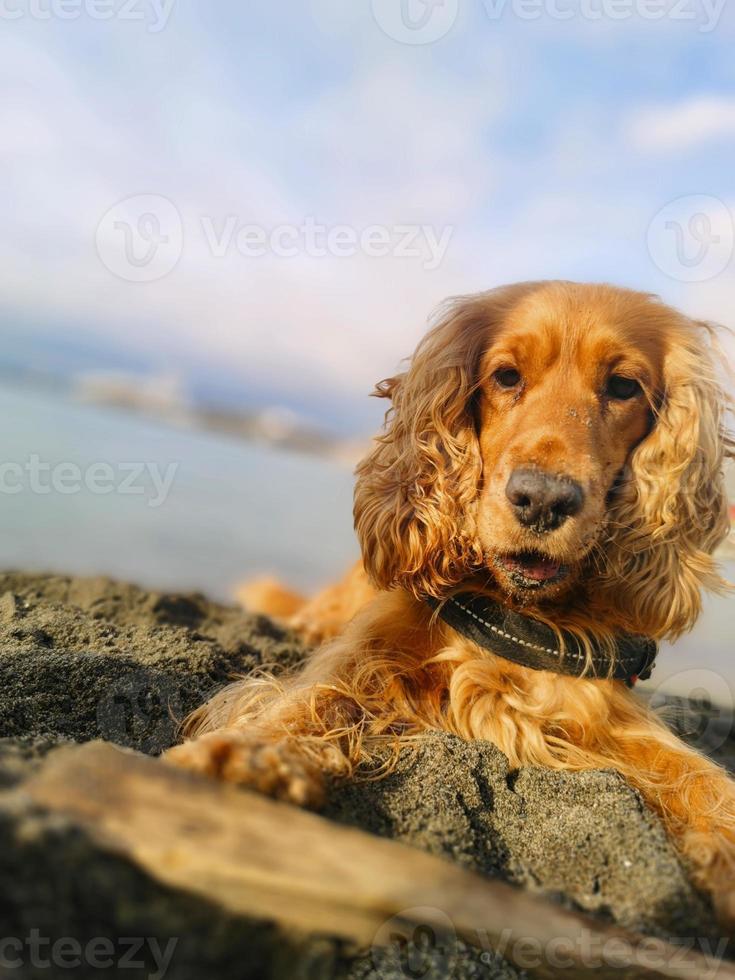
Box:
[0,570,731,978]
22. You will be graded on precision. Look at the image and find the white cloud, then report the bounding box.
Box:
[0,20,508,415]
[625,96,735,153]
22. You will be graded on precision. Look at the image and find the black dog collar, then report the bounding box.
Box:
[428,592,657,685]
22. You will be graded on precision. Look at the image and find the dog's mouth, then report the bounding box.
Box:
[493,550,570,590]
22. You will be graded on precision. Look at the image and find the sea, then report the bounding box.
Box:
[0,381,732,710]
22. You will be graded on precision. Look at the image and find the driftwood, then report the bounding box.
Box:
[16,741,735,980]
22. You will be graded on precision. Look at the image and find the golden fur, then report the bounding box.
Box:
[166,281,735,926]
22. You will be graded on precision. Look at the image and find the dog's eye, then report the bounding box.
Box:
[606,375,641,400]
[494,368,521,389]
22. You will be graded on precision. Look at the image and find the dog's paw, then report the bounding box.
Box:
[710,856,735,933]
[684,829,735,932]
[712,891,735,934]
[288,608,343,647]
[162,730,325,808]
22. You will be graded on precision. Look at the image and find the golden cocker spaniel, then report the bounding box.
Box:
[166,281,735,926]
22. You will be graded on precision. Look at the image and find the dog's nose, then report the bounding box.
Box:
[505,468,584,532]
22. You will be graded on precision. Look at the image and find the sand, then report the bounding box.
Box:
[0,571,729,978]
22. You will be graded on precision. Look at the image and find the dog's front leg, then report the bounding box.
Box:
[164,592,427,805]
[611,721,735,928]
[163,648,365,808]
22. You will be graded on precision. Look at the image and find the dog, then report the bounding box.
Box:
[165,281,735,925]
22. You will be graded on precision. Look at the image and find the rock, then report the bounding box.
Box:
[0,572,730,978]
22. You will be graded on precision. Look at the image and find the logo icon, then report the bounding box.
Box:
[371,907,458,977]
[96,670,184,754]
[648,668,734,757]
[647,195,733,282]
[96,194,183,282]
[371,0,459,44]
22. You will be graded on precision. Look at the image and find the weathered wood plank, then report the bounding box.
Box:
[19,742,735,979]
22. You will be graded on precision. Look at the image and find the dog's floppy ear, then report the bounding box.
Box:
[601,319,733,639]
[354,286,532,597]
[353,296,485,597]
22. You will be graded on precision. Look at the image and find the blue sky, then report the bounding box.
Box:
[1,0,734,433]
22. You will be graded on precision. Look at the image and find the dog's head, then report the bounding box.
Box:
[354,281,733,640]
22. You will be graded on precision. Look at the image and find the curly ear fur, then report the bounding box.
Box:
[599,317,734,639]
[354,284,539,597]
